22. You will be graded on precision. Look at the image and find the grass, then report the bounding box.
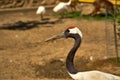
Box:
[109,57,120,64]
[55,11,115,21]
[117,58,120,63]
[116,15,120,23]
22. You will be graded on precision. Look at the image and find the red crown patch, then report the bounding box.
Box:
[68,26,76,29]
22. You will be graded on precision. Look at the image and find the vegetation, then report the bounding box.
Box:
[58,11,114,21]
[109,57,120,63]
[118,58,120,63]
[60,10,120,21]
[116,15,120,23]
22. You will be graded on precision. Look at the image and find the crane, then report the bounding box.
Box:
[46,26,120,80]
[53,0,72,18]
[36,6,45,20]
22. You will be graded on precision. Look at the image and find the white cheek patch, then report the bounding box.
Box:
[69,27,82,38]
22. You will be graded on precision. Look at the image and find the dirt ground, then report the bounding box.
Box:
[0,11,120,80]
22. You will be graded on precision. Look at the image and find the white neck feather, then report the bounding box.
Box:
[69,27,83,38]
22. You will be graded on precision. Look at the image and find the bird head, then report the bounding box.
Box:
[65,26,82,38]
[45,26,82,42]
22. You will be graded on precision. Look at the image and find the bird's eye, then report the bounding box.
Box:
[64,29,70,37]
[66,29,70,33]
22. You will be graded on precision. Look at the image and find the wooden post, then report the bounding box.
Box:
[113,0,119,62]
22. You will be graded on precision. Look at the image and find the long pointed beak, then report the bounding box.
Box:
[45,32,65,42]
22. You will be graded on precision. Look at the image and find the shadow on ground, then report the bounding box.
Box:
[31,59,71,79]
[0,19,61,30]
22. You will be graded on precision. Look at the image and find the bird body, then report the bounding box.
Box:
[68,70,120,80]
[53,0,72,12]
[36,6,45,20]
[47,26,120,80]
[53,2,68,12]
[36,6,45,14]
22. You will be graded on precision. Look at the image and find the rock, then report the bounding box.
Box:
[81,4,94,16]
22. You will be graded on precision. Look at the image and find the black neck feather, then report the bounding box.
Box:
[66,34,81,74]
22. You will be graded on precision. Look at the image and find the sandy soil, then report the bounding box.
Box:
[0,11,120,80]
